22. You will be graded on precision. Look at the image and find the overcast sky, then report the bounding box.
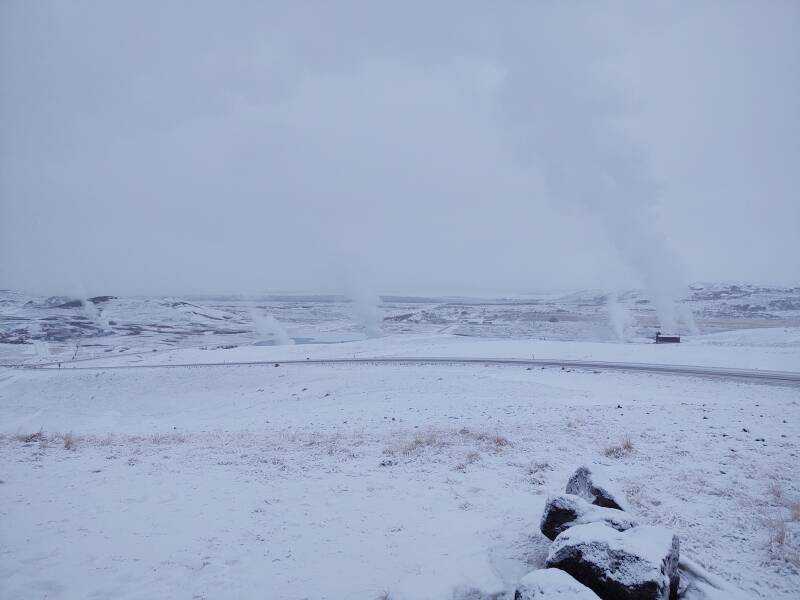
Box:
[1,1,798,296]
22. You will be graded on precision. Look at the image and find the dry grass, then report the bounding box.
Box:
[790,501,800,522]
[454,450,483,473]
[11,429,193,451]
[525,461,551,486]
[62,431,77,451]
[284,431,366,459]
[14,429,45,444]
[767,516,800,568]
[603,434,634,458]
[763,481,800,568]
[383,428,512,460]
[400,431,447,455]
[98,434,115,446]
[769,517,787,547]
[149,432,188,445]
[385,427,512,459]
[769,480,784,501]
[495,435,510,447]
[463,428,511,450]
[281,430,301,444]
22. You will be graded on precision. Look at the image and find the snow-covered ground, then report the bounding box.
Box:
[2,288,799,599]
[57,327,800,374]
[1,330,799,599]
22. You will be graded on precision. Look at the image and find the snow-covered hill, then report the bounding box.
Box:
[2,284,799,365]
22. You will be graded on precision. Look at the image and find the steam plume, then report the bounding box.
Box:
[251,311,294,345]
[349,289,383,337]
[607,293,635,341]
[507,34,698,334]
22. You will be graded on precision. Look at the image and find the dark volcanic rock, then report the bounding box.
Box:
[545,523,679,600]
[54,299,84,308]
[43,295,74,307]
[565,465,628,511]
[515,568,600,599]
[540,494,638,541]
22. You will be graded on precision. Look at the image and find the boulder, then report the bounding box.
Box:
[515,568,601,599]
[87,295,117,304]
[540,494,639,540]
[545,522,679,600]
[565,465,628,511]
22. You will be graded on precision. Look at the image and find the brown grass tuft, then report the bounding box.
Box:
[603,434,634,458]
[764,497,800,568]
[491,434,510,447]
[401,431,446,455]
[149,432,188,444]
[790,501,800,522]
[63,431,77,451]
[470,430,511,450]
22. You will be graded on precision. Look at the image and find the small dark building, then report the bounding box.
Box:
[655,331,680,344]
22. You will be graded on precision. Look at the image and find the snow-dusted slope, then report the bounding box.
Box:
[1,348,798,598]
[56,327,800,375]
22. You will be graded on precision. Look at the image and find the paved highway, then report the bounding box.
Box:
[13,356,800,385]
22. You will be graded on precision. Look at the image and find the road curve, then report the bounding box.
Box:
[14,356,800,385]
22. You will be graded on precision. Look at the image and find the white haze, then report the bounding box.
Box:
[349,291,384,338]
[250,312,294,346]
[82,300,111,334]
[607,294,636,341]
[497,11,703,332]
[1,2,798,300]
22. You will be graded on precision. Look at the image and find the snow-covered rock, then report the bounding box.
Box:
[545,522,679,600]
[565,465,629,511]
[514,568,601,599]
[540,494,639,540]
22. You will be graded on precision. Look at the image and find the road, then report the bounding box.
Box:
[12,356,800,385]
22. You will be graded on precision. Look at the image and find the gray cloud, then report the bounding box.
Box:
[1,1,798,295]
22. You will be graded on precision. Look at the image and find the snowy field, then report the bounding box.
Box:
[1,289,799,598]
[1,327,799,599]
[3,283,800,365]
